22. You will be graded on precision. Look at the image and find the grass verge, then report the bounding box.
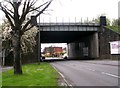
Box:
[2,62,59,87]
[0,67,2,88]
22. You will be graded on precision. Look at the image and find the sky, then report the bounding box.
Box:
[39,0,120,22]
[0,0,120,23]
[0,0,120,49]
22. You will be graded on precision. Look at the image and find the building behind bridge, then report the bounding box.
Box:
[43,46,63,57]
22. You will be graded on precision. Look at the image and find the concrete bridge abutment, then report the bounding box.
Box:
[67,32,99,59]
[88,32,99,59]
[67,43,80,59]
[67,42,87,59]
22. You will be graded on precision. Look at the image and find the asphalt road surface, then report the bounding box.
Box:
[50,61,119,87]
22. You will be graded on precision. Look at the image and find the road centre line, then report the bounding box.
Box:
[85,67,119,79]
[101,72,120,79]
[86,68,95,72]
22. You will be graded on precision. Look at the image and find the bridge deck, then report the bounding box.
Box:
[38,23,100,32]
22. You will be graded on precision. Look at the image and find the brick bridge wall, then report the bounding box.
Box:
[98,27,120,60]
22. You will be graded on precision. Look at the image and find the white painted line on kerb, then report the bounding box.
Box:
[57,70,73,87]
[58,72,64,78]
[51,64,73,87]
[101,72,120,79]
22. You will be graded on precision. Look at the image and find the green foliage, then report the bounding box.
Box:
[0,71,1,87]
[90,13,111,25]
[112,18,120,26]
[106,26,120,33]
[89,14,120,33]
[2,63,59,86]
[106,18,120,33]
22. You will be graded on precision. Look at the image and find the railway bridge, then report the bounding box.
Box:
[35,16,120,60]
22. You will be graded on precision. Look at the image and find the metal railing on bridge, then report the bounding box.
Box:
[35,16,106,31]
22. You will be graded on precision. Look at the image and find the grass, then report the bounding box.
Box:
[0,69,2,88]
[2,62,59,87]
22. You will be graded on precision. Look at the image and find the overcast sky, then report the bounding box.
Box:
[0,0,120,49]
[0,0,119,23]
[40,0,120,22]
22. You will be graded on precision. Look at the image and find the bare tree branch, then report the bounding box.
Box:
[3,6,14,19]
[20,0,31,24]
[29,0,38,7]
[29,1,49,12]
[13,2,20,28]
[22,0,27,14]
[0,5,14,28]
[35,0,53,17]
[5,14,14,29]
[3,5,14,15]
[18,1,22,7]
[21,0,53,33]
[6,0,14,9]
[24,24,35,33]
[21,19,31,32]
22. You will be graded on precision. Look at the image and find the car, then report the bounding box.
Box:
[41,54,45,60]
[62,53,68,60]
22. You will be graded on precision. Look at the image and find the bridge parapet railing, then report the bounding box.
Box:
[38,22,100,31]
[38,22,100,27]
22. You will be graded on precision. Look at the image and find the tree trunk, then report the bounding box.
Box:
[12,33,22,74]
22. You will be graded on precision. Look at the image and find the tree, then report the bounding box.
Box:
[91,14,111,26]
[112,18,120,26]
[1,19,38,58]
[48,46,54,56]
[110,18,120,33]
[0,0,53,74]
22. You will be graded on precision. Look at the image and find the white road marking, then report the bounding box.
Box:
[85,68,119,79]
[58,72,64,78]
[87,68,95,72]
[51,64,73,87]
[101,72,120,79]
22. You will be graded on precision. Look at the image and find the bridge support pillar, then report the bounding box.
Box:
[67,43,81,59]
[89,32,99,58]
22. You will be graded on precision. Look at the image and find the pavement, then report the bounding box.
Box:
[0,66,13,73]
